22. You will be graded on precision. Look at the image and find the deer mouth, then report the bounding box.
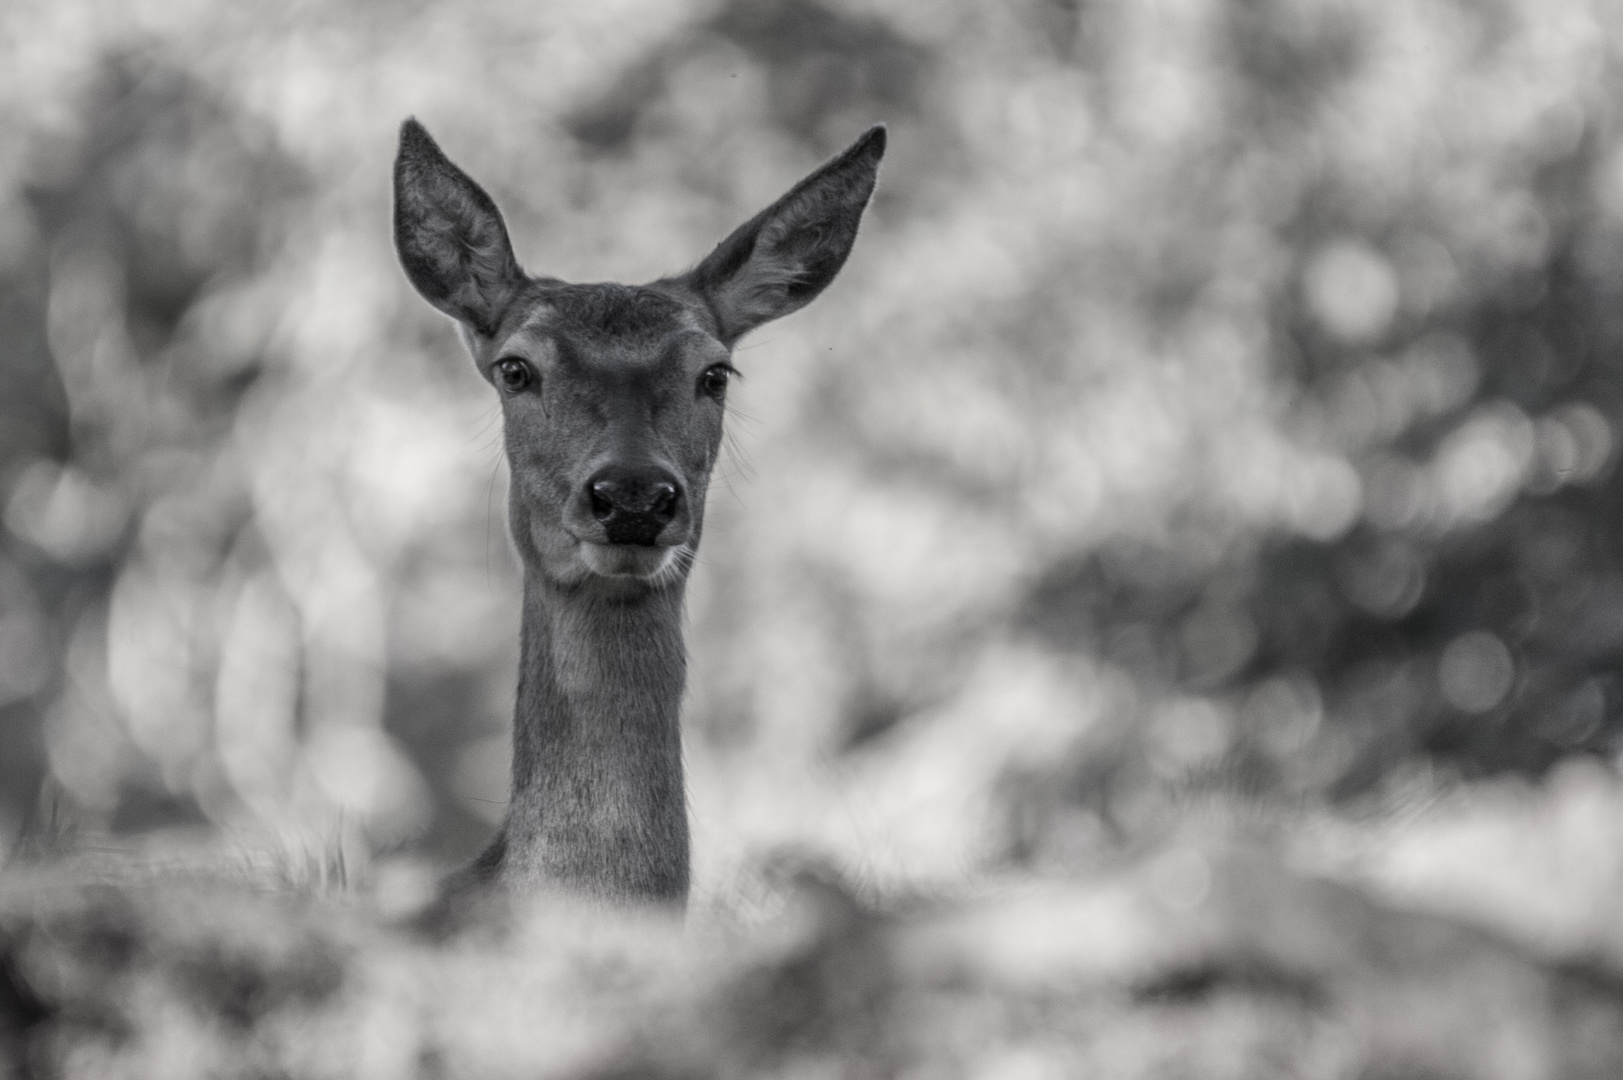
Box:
[578,541,685,580]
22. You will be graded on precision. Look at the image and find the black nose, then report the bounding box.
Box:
[587,468,681,546]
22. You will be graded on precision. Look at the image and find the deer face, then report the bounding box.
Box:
[467,283,730,588]
[393,120,884,593]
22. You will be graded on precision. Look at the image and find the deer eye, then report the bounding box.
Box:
[494,357,534,394]
[700,364,734,400]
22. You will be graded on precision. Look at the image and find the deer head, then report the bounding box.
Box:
[393,120,885,596]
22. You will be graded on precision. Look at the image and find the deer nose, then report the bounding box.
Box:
[587,468,681,546]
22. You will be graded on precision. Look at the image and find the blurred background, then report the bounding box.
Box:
[2,0,1622,908]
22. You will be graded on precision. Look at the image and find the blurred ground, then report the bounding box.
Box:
[5,0,1623,1070]
[7,811,1623,1080]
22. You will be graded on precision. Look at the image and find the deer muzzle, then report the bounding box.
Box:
[584,466,684,547]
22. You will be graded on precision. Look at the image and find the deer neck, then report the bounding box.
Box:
[496,571,689,903]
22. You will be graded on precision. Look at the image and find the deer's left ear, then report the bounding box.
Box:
[394,118,525,336]
[682,125,885,345]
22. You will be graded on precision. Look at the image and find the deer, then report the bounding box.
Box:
[393,119,885,906]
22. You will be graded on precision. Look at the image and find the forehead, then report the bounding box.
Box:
[501,282,707,359]
[544,283,689,336]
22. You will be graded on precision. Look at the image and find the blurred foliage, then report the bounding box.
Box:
[3,0,1623,899]
[10,807,1623,1080]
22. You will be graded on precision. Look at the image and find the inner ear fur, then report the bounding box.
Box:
[394,118,525,336]
[683,125,885,345]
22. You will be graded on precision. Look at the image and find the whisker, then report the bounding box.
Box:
[653,542,696,589]
[485,454,503,583]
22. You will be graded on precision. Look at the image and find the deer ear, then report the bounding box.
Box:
[684,125,885,345]
[394,118,525,336]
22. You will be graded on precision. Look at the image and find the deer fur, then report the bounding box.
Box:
[393,120,884,904]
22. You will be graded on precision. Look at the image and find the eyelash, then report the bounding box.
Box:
[494,356,534,393]
[701,364,739,398]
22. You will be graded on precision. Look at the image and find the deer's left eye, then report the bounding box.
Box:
[700,365,734,399]
[494,357,534,393]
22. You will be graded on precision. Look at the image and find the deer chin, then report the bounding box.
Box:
[578,542,679,580]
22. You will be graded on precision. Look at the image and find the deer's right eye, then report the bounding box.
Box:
[494,357,534,393]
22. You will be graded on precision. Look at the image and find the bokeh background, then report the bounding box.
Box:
[3,0,1623,907]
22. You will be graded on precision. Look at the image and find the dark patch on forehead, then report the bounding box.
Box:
[543,283,687,340]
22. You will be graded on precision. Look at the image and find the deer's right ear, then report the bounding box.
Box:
[394,118,524,336]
